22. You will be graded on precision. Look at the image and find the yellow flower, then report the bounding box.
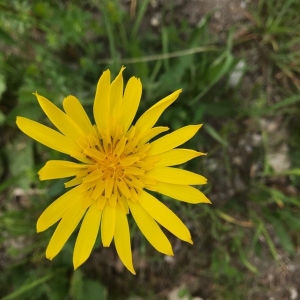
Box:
[16,67,211,274]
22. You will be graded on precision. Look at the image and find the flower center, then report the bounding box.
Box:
[97,154,124,179]
[73,126,158,209]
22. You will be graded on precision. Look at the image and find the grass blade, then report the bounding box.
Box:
[2,272,57,300]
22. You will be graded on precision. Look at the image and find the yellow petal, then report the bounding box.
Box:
[34,92,83,141]
[73,202,102,269]
[120,155,139,166]
[140,191,192,243]
[96,196,107,210]
[101,203,116,247]
[77,181,96,194]
[124,167,145,176]
[138,126,169,145]
[148,125,202,155]
[125,175,144,190]
[135,89,181,137]
[16,117,78,154]
[64,177,83,188]
[146,167,207,185]
[82,190,93,208]
[83,170,102,183]
[94,70,110,130]
[114,205,135,274]
[63,95,94,135]
[113,136,127,157]
[38,160,88,180]
[110,67,125,121]
[46,195,87,260]
[37,187,80,232]
[83,148,106,161]
[128,201,173,256]
[119,77,142,133]
[71,151,94,164]
[118,195,129,214]
[91,179,105,200]
[155,149,205,167]
[104,177,114,198]
[117,179,131,199]
[153,182,211,204]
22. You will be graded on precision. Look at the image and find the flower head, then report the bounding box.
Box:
[16,67,211,274]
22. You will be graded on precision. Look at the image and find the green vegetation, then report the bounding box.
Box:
[0,0,299,299]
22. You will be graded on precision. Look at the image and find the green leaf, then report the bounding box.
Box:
[268,216,295,255]
[131,0,151,38]
[0,73,6,100]
[83,280,107,300]
[190,50,234,104]
[281,168,300,175]
[204,124,229,147]
[260,222,279,262]
[0,28,14,45]
[70,270,84,300]
[0,110,5,125]
[6,135,34,190]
